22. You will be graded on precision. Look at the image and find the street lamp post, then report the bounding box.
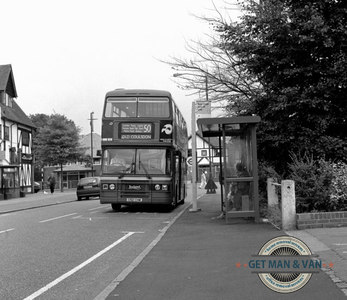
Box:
[173,72,200,211]
[190,100,199,212]
[205,75,213,176]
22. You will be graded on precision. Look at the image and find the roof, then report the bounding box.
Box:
[0,64,35,129]
[79,133,101,157]
[0,64,17,97]
[53,164,92,172]
[197,116,261,138]
[1,100,36,129]
[105,89,172,98]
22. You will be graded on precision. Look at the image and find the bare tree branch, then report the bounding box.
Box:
[161,9,262,115]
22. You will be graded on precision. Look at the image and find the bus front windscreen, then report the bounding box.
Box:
[102,148,170,175]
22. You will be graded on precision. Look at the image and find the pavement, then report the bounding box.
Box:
[0,189,77,214]
[1,185,347,299]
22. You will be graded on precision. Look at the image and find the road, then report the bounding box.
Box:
[0,197,189,300]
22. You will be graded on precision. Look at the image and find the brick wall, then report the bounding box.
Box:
[297,212,347,229]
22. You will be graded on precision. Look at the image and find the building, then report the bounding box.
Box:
[188,133,220,181]
[0,64,36,199]
[79,132,101,165]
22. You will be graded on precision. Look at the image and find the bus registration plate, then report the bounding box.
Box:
[126,198,143,202]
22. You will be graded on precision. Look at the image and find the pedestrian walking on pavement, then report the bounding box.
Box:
[47,173,56,194]
[199,171,207,189]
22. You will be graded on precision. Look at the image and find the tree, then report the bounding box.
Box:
[218,0,347,171]
[30,114,85,191]
[30,113,51,169]
[163,7,262,115]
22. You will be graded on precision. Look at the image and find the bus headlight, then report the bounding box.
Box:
[155,184,161,191]
[162,184,168,191]
[102,183,116,190]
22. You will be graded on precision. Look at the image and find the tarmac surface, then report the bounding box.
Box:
[1,186,347,299]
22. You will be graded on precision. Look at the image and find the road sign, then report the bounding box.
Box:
[186,156,193,166]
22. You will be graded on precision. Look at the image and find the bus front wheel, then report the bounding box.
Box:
[111,203,121,211]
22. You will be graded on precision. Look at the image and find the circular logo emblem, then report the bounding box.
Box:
[257,236,312,293]
[161,124,173,135]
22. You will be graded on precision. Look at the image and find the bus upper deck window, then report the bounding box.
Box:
[105,97,137,117]
[137,98,169,118]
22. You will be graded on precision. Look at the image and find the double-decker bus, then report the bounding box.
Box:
[100,89,188,211]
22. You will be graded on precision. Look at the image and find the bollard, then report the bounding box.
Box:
[267,178,279,207]
[281,180,296,230]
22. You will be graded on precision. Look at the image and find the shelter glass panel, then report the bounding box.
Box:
[223,125,254,213]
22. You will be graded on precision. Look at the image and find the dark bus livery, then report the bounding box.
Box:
[100,89,188,211]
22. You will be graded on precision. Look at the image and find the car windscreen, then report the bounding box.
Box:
[79,178,99,185]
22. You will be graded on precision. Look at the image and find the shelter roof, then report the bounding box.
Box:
[197,116,261,138]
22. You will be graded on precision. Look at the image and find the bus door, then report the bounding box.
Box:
[174,152,181,202]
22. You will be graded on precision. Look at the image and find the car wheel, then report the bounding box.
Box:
[77,196,82,201]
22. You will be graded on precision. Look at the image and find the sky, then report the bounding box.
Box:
[1,0,240,135]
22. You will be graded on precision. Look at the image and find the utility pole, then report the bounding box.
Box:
[89,112,96,175]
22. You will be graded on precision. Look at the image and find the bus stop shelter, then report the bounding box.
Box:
[197,116,261,223]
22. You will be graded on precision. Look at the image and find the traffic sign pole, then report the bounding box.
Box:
[190,101,200,212]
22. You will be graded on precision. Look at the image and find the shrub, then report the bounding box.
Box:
[258,161,282,217]
[330,162,347,210]
[288,153,334,212]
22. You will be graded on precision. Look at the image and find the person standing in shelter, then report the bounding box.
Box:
[47,173,56,194]
[199,171,207,189]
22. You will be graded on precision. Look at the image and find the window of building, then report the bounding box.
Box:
[22,131,30,146]
[4,126,10,141]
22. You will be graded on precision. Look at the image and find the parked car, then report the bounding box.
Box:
[76,177,100,200]
[34,182,41,193]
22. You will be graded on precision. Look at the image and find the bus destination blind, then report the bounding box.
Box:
[120,123,153,140]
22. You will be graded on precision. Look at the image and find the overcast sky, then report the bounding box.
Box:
[1,0,240,134]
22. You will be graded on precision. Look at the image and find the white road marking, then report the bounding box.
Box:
[39,213,78,223]
[23,232,136,300]
[0,228,15,234]
[334,243,347,246]
[88,206,105,211]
